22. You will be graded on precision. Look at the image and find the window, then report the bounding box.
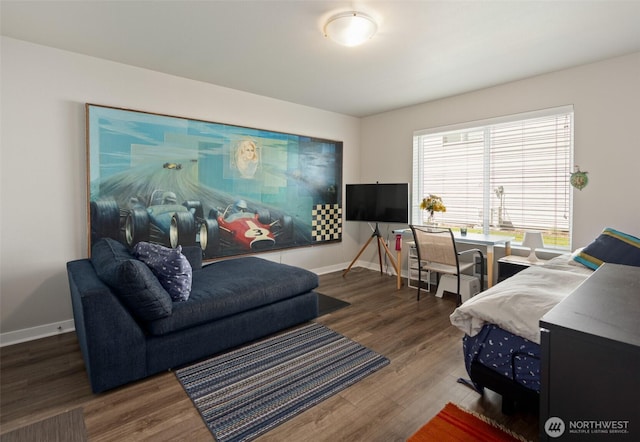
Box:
[412,106,573,249]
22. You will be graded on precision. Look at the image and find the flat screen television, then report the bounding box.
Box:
[345,183,409,224]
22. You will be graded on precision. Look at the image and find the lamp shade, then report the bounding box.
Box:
[324,12,377,47]
[522,231,544,262]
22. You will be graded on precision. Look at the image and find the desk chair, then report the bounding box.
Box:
[409,225,485,304]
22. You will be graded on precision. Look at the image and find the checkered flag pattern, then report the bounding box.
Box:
[311,204,342,242]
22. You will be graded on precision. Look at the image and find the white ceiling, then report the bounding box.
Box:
[2,1,640,117]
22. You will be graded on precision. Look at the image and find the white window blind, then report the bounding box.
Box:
[413,106,573,249]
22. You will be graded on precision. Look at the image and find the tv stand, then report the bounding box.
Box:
[343,223,400,287]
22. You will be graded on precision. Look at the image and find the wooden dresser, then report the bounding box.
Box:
[539,263,640,441]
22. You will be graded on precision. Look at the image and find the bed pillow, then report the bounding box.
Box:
[573,228,640,270]
[91,238,173,320]
[133,242,193,301]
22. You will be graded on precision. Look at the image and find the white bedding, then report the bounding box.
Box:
[449,254,593,344]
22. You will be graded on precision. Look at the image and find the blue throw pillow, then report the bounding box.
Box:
[133,242,193,302]
[574,228,640,270]
[91,238,173,321]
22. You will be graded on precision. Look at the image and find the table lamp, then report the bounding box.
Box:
[522,231,544,262]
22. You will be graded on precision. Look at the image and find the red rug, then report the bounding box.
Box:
[408,403,529,442]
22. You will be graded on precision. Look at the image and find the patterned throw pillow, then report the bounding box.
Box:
[574,227,640,270]
[133,242,193,302]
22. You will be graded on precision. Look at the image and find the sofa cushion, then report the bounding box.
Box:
[181,246,203,270]
[133,242,192,302]
[574,227,640,270]
[146,256,319,336]
[91,238,172,321]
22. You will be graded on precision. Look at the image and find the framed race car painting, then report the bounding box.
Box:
[86,104,343,260]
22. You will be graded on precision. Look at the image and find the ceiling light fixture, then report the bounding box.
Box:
[323,11,377,47]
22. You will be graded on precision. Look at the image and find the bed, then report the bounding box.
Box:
[449,253,594,413]
[450,227,640,413]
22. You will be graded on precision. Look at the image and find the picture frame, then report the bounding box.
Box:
[86,104,343,260]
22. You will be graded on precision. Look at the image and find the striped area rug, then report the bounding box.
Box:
[176,322,389,442]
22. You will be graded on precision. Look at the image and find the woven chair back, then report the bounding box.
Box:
[412,227,457,267]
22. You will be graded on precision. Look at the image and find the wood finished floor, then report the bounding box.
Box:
[1,267,539,441]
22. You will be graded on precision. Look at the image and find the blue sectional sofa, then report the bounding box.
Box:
[67,238,319,393]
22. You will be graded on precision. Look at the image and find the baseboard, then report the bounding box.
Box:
[341,260,400,277]
[313,260,400,277]
[312,262,350,275]
[0,319,75,347]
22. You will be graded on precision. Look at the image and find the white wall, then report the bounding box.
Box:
[2,37,639,344]
[0,37,362,344]
[361,51,640,265]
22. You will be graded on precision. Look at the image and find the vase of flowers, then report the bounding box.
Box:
[420,194,446,225]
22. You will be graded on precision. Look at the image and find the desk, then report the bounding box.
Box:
[452,233,514,288]
[393,229,514,290]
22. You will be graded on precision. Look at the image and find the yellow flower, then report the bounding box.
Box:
[420,194,446,215]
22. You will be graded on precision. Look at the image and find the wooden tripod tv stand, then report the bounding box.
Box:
[342,223,401,288]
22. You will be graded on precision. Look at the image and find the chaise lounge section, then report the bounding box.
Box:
[67,238,319,393]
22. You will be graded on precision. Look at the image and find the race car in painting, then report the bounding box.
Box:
[210,200,293,251]
[90,195,293,257]
[90,190,220,255]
